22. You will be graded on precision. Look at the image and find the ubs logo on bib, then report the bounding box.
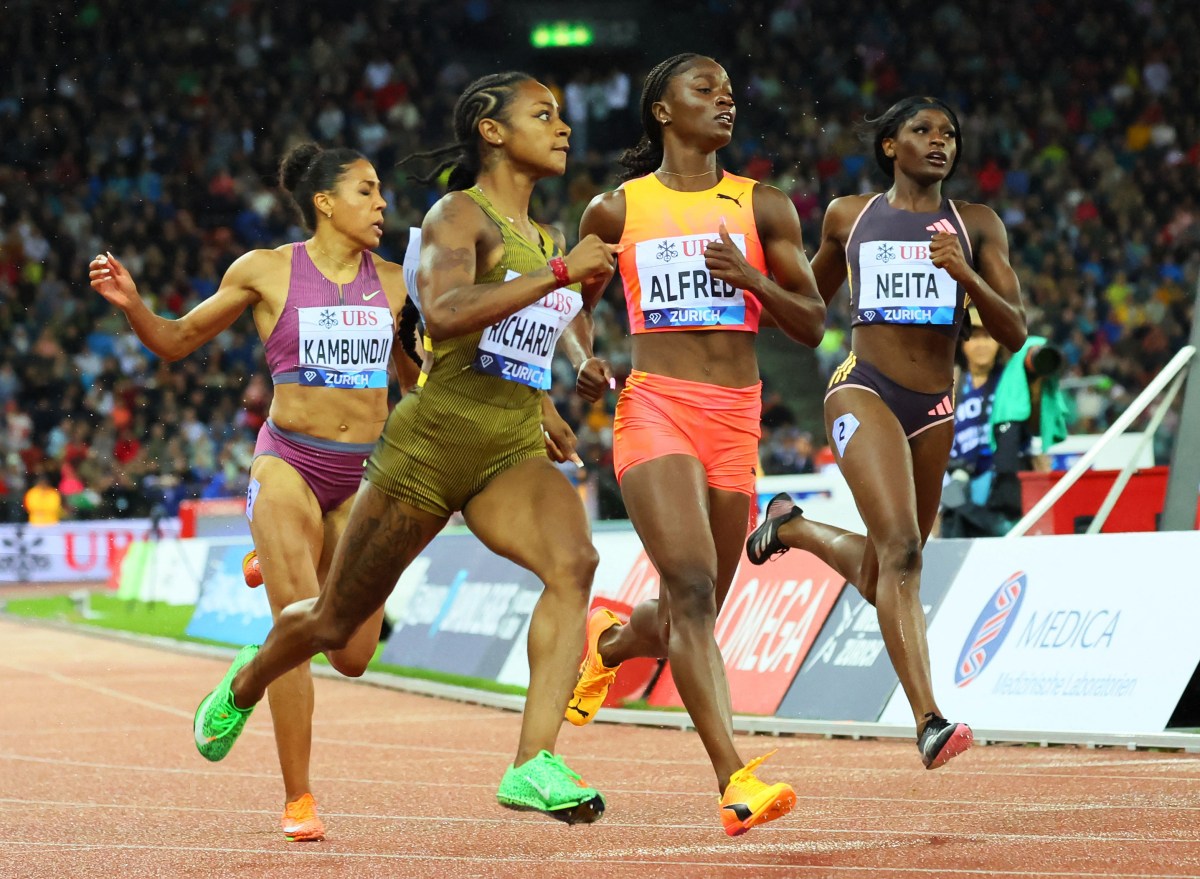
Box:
[875,243,895,263]
[656,241,679,263]
[318,309,337,329]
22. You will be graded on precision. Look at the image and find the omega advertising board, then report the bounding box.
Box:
[647,548,844,715]
[877,532,1200,734]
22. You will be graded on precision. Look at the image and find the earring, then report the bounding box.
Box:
[324,210,332,218]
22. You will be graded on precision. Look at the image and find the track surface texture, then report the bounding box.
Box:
[3,618,1198,878]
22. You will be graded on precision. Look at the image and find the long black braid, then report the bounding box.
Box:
[617,53,701,181]
[397,72,533,191]
[397,296,422,368]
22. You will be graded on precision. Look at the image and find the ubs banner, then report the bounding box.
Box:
[648,549,844,715]
[878,532,1200,734]
[380,533,544,679]
[0,519,182,582]
[775,539,971,722]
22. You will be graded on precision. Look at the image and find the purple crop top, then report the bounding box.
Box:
[846,194,973,338]
[265,243,394,390]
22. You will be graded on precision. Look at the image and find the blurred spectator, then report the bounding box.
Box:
[0,0,1193,521]
[762,427,816,476]
[941,314,1007,537]
[24,470,62,526]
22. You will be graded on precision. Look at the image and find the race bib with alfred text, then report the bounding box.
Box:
[857,239,957,325]
[297,305,394,389]
[473,270,582,389]
[635,232,747,329]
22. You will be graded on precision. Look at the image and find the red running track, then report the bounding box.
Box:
[2,618,1199,878]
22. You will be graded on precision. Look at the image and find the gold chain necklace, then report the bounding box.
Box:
[656,168,718,179]
[310,240,359,270]
[473,185,527,225]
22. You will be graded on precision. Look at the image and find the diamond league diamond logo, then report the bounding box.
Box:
[479,354,494,368]
[303,369,318,382]
[647,313,661,325]
[0,526,51,580]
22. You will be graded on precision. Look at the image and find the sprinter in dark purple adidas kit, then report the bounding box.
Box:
[745,97,1027,770]
[89,143,420,839]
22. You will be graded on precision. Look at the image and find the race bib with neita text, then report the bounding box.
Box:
[857,239,957,325]
[473,270,582,389]
[296,305,394,389]
[635,232,747,329]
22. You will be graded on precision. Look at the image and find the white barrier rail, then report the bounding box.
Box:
[1008,345,1195,538]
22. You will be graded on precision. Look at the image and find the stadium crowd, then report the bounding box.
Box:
[1,0,1196,522]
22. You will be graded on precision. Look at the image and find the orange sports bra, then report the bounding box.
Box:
[617,171,766,334]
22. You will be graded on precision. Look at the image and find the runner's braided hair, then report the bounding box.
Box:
[397,297,422,367]
[279,142,367,231]
[618,53,702,181]
[398,72,534,192]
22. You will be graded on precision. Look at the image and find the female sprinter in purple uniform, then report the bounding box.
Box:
[90,143,420,840]
[746,97,1027,769]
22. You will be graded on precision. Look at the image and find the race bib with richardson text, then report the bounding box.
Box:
[473,270,582,389]
[297,305,394,389]
[635,232,747,330]
[857,239,957,326]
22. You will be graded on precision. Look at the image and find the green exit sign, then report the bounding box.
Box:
[530,21,594,48]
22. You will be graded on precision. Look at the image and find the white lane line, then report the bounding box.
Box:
[5,656,1198,780]
[6,750,1200,811]
[1001,757,1200,771]
[2,791,1200,838]
[0,841,1193,877]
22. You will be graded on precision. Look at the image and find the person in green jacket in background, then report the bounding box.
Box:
[942,309,1065,536]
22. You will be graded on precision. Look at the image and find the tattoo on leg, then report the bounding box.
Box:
[332,500,431,627]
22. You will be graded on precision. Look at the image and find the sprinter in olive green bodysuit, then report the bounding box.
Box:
[193,72,619,827]
[368,187,567,515]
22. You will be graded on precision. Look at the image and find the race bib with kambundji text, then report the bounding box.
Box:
[473,270,582,389]
[635,232,747,329]
[296,305,394,389]
[857,239,957,325]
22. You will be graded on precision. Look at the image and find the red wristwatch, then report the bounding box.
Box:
[548,257,571,286]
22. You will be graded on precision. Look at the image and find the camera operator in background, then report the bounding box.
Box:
[942,308,1068,537]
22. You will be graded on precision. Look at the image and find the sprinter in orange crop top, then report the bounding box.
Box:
[560,54,826,837]
[746,97,1027,772]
